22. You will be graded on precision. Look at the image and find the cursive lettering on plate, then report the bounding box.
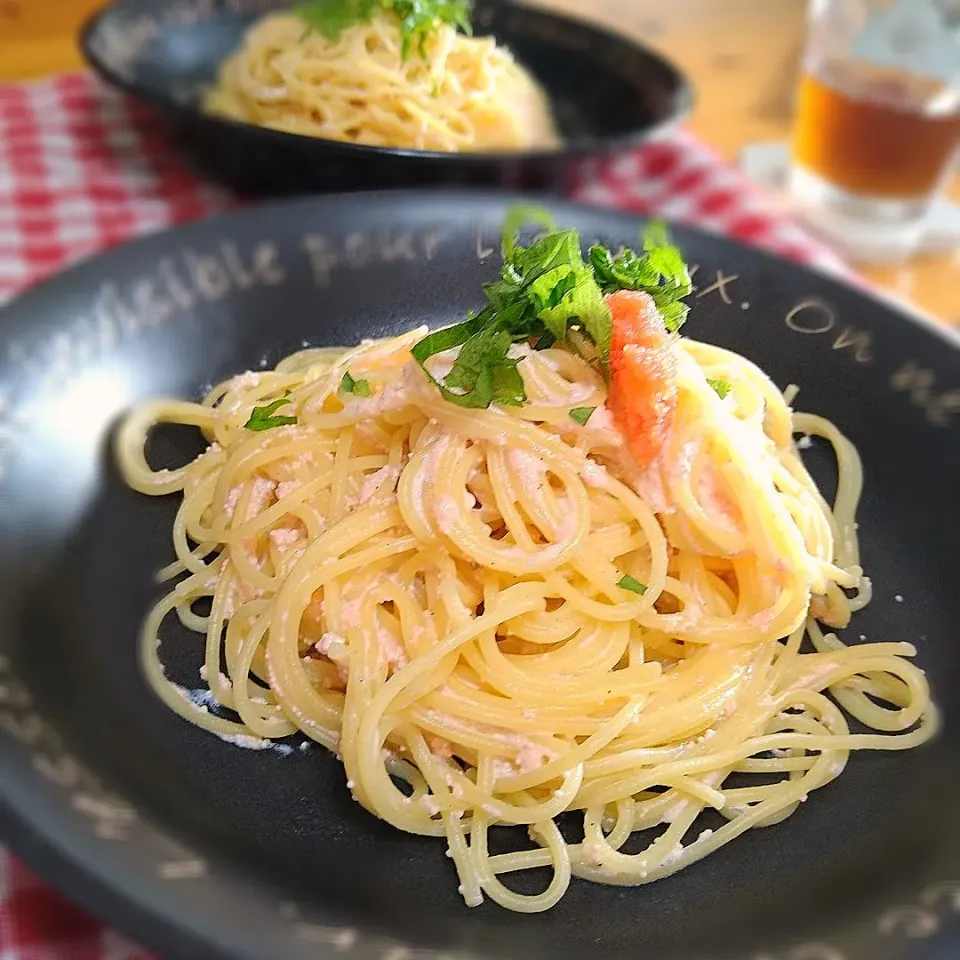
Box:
[891,361,960,426]
[302,230,442,288]
[920,881,960,911]
[0,237,292,483]
[831,326,874,363]
[695,269,740,305]
[783,297,875,365]
[0,663,127,842]
[785,299,837,336]
[878,905,939,938]
[294,922,359,950]
[158,858,208,880]
[751,945,848,960]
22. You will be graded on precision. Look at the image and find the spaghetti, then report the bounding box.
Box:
[118,215,936,913]
[203,9,559,152]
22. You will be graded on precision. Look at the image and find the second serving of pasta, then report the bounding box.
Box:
[204,4,560,153]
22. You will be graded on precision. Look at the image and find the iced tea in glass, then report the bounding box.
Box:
[790,0,960,258]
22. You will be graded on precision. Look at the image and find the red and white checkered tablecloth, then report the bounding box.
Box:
[0,71,853,960]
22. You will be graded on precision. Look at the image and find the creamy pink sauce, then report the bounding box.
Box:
[376,623,408,669]
[513,346,595,405]
[581,457,609,489]
[216,372,264,416]
[224,486,242,518]
[613,448,672,515]
[358,464,400,503]
[789,660,839,691]
[407,430,456,530]
[435,495,461,535]
[516,741,553,773]
[423,711,557,773]
[495,505,577,558]
[429,736,455,760]
[244,476,276,521]
[338,596,363,629]
[352,362,426,417]
[491,759,516,781]
[268,527,303,548]
[230,372,261,390]
[316,632,346,656]
[275,479,302,499]
[671,439,742,535]
[507,449,548,498]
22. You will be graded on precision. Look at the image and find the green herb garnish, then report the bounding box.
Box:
[569,406,596,426]
[589,220,692,333]
[296,0,473,59]
[244,396,297,431]
[340,371,371,397]
[617,574,648,595]
[411,206,692,411]
[707,377,732,399]
[411,211,603,409]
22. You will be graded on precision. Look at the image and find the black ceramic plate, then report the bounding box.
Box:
[79,0,691,196]
[1,192,959,960]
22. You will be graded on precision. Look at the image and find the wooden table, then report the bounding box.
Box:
[1,0,958,327]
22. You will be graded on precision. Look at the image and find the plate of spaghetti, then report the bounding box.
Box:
[0,193,957,960]
[80,0,691,194]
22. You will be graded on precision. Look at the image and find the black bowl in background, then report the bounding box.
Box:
[80,0,692,197]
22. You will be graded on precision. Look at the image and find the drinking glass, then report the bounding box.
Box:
[790,0,960,259]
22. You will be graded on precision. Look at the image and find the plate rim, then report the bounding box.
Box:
[1,189,958,960]
[78,0,695,164]
[0,796,222,960]
[2,188,958,354]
